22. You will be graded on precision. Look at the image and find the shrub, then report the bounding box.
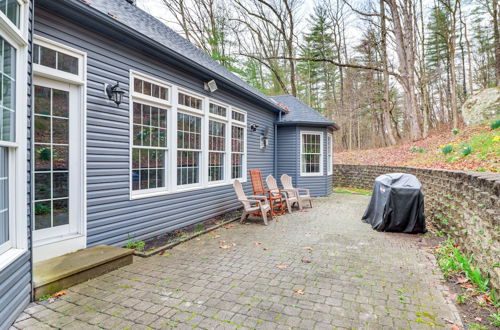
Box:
[418,147,425,153]
[442,145,453,154]
[411,146,417,152]
[452,129,459,135]
[461,145,472,156]
[491,119,500,130]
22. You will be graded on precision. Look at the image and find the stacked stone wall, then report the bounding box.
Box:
[333,164,500,289]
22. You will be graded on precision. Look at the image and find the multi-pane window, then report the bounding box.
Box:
[231,110,245,123]
[327,133,333,175]
[301,132,322,175]
[231,126,244,179]
[132,102,168,191]
[134,78,168,101]
[208,120,225,182]
[33,86,70,230]
[33,44,79,75]
[1,37,16,142]
[0,0,19,27]
[0,147,8,248]
[209,103,227,117]
[178,92,202,110]
[177,113,201,185]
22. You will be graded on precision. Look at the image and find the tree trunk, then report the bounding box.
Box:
[494,0,500,85]
[380,0,397,145]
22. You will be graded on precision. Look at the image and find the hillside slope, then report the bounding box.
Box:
[335,124,499,172]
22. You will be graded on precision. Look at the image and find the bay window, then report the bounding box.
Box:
[300,132,323,176]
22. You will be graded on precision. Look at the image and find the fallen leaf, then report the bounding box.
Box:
[474,317,482,322]
[254,242,262,246]
[281,229,286,232]
[222,223,236,229]
[52,290,68,297]
[456,276,469,284]
[263,247,269,251]
[303,247,314,251]
[451,325,460,330]
[294,289,305,295]
[301,259,311,264]
[276,264,288,269]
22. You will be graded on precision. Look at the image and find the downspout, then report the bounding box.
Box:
[274,112,282,177]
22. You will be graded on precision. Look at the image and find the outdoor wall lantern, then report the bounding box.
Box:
[105,82,125,106]
[250,124,259,132]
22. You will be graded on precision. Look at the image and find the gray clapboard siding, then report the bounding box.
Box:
[0,252,32,330]
[1,1,34,328]
[35,9,276,247]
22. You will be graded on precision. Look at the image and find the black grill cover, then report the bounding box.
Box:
[362,173,426,233]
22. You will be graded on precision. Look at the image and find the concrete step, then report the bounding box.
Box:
[33,245,134,300]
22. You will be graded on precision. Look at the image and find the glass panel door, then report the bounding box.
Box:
[33,79,77,241]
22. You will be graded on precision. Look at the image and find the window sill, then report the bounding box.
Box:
[0,248,26,273]
[130,180,239,200]
[300,173,324,177]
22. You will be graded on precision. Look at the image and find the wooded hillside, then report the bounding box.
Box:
[143,0,499,151]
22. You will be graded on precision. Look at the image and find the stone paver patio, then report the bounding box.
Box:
[14,193,462,329]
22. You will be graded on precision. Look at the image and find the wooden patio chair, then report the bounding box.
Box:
[266,175,298,213]
[280,174,313,209]
[249,169,286,216]
[233,179,272,225]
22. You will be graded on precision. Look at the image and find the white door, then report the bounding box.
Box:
[32,77,84,259]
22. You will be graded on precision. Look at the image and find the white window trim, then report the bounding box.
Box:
[0,0,29,271]
[129,71,172,198]
[31,36,88,262]
[207,117,227,185]
[327,133,333,175]
[300,131,323,177]
[129,70,248,199]
[176,110,203,190]
[33,35,86,85]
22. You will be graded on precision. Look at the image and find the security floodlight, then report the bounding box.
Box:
[204,80,218,93]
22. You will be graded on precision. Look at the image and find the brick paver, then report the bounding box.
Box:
[14,193,462,329]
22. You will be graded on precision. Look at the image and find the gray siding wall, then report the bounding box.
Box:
[0,253,32,330]
[276,126,297,186]
[295,126,330,197]
[34,9,276,247]
[1,1,34,328]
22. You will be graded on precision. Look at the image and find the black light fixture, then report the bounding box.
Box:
[250,124,259,132]
[105,82,125,106]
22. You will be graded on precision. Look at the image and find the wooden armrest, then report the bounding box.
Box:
[239,199,261,205]
[248,195,267,199]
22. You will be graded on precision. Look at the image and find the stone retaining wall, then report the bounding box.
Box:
[333,164,500,290]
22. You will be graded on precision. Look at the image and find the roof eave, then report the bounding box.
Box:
[37,0,284,114]
[276,121,339,130]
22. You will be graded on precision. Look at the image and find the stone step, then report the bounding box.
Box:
[33,245,134,300]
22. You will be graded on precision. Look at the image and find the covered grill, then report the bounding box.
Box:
[362,173,426,233]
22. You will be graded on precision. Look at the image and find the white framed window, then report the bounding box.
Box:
[129,71,171,197]
[33,36,85,84]
[300,131,323,176]
[230,109,246,180]
[129,71,247,199]
[176,112,202,186]
[0,0,28,270]
[327,133,333,175]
